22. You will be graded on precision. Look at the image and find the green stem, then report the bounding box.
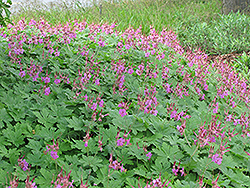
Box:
[191,144,199,158]
[184,130,191,147]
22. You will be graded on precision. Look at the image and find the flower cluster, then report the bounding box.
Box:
[6,176,19,188]
[118,101,131,117]
[18,155,29,171]
[131,174,171,188]
[116,129,132,147]
[44,138,59,160]
[172,161,186,177]
[137,85,159,116]
[108,154,126,172]
[51,167,74,188]
[25,176,37,188]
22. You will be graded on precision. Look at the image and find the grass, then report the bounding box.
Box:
[10,0,223,48]
[11,0,223,33]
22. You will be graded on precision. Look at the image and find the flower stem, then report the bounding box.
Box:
[184,130,191,147]
[191,144,199,158]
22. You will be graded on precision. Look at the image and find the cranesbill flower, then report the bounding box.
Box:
[119,109,127,117]
[95,79,100,85]
[19,70,26,78]
[99,99,104,107]
[44,87,50,95]
[212,153,222,165]
[50,150,59,160]
[91,103,97,111]
[128,68,134,74]
[146,152,152,160]
[42,76,50,84]
[83,94,88,101]
[117,138,125,146]
[18,157,29,171]
[54,79,61,84]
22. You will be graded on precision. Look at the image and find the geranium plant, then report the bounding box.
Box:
[0,18,249,187]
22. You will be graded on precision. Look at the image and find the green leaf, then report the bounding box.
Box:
[26,138,42,152]
[36,168,55,187]
[66,116,84,131]
[49,103,73,118]
[0,108,12,128]
[33,108,57,128]
[153,142,183,163]
[27,150,46,165]
[79,155,103,172]
[2,123,25,147]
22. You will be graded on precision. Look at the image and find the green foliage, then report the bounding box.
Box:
[175,10,250,55]
[0,0,12,27]
[232,52,250,84]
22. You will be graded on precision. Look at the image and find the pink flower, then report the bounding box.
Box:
[19,70,26,78]
[91,103,97,111]
[125,44,130,50]
[95,79,100,85]
[83,94,88,101]
[120,164,125,172]
[151,109,158,116]
[50,150,59,160]
[42,76,50,84]
[126,138,132,146]
[119,109,127,117]
[128,68,134,74]
[226,114,232,122]
[146,152,152,160]
[170,110,177,119]
[54,79,61,84]
[117,138,125,146]
[118,42,123,47]
[44,87,50,95]
[213,102,219,113]
[151,49,155,55]
[118,102,125,108]
[212,153,222,165]
[38,38,43,44]
[180,167,185,176]
[18,157,29,171]
[172,168,178,176]
[99,99,104,107]
[32,74,39,82]
[84,141,88,147]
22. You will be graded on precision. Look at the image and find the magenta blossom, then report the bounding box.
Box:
[44,87,50,95]
[99,99,104,107]
[91,103,97,111]
[54,79,61,84]
[117,138,125,146]
[146,152,152,160]
[212,153,222,165]
[19,70,26,78]
[42,76,50,84]
[18,157,29,171]
[50,150,59,160]
[119,109,127,117]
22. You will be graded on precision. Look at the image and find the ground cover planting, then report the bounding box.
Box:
[0,0,250,187]
[0,14,250,187]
